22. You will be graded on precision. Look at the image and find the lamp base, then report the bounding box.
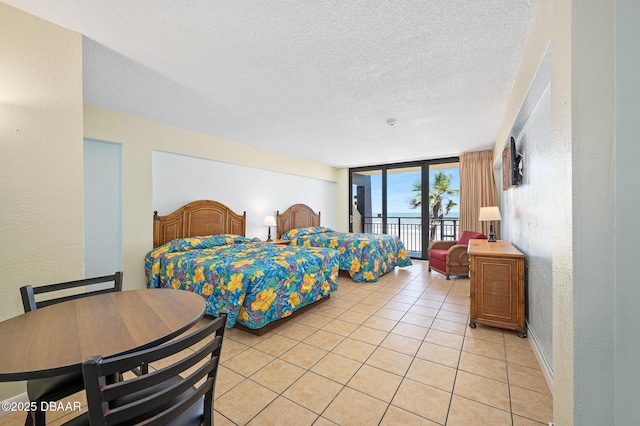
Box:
[266,227,272,242]
[487,222,497,242]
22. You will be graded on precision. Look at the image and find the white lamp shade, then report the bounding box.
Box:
[478,206,502,221]
[263,216,277,227]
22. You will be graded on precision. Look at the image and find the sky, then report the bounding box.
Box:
[367,167,460,216]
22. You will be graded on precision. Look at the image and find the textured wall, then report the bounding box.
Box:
[492,0,575,422]
[0,3,84,400]
[83,106,343,289]
[502,1,617,424]
[615,3,640,423]
[571,1,616,424]
[501,85,553,370]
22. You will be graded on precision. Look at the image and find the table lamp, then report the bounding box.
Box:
[478,206,502,242]
[263,215,277,242]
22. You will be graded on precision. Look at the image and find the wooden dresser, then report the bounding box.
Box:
[468,239,526,337]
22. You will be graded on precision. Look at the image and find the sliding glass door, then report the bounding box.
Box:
[349,158,459,259]
[427,163,461,244]
[386,166,423,257]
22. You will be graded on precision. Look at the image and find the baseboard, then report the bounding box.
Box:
[0,392,29,418]
[527,322,553,394]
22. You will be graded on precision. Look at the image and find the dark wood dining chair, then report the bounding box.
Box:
[60,313,227,426]
[19,272,124,426]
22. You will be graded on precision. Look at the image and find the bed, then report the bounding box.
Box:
[276,204,412,283]
[145,200,340,334]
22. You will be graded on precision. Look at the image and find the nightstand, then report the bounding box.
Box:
[266,239,290,245]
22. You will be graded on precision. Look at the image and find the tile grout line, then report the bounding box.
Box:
[216,264,548,425]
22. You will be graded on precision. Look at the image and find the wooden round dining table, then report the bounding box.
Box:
[0,289,206,381]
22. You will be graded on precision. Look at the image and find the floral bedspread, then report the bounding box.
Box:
[145,234,339,329]
[282,227,412,282]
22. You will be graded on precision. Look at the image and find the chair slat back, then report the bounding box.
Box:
[20,272,123,312]
[82,313,226,426]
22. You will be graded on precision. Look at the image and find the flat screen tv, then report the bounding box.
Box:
[502,137,522,190]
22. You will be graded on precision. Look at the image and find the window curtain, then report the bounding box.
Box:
[459,150,498,236]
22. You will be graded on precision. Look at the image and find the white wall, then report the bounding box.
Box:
[334,168,350,232]
[615,1,640,424]
[570,1,616,424]
[84,106,344,290]
[495,0,627,424]
[494,2,569,413]
[84,139,123,277]
[500,82,553,375]
[152,151,336,239]
[0,3,84,400]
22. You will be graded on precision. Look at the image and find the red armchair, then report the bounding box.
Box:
[428,231,486,279]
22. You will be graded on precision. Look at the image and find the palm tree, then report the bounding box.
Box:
[408,172,459,241]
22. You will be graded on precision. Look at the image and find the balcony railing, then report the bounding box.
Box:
[361,216,459,254]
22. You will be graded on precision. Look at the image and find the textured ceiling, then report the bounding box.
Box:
[7,0,538,168]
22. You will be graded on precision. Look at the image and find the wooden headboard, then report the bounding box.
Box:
[276,204,321,239]
[153,200,246,247]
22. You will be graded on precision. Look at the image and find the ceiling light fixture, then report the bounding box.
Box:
[386,119,398,128]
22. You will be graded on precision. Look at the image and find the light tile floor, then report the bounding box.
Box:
[0,260,553,425]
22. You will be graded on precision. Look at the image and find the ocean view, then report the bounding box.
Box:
[367,212,460,224]
[358,213,461,253]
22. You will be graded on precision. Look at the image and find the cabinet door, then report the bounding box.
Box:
[475,256,520,326]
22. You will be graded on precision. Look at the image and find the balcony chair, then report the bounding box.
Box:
[428,231,486,279]
[19,272,123,426]
[60,313,227,426]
